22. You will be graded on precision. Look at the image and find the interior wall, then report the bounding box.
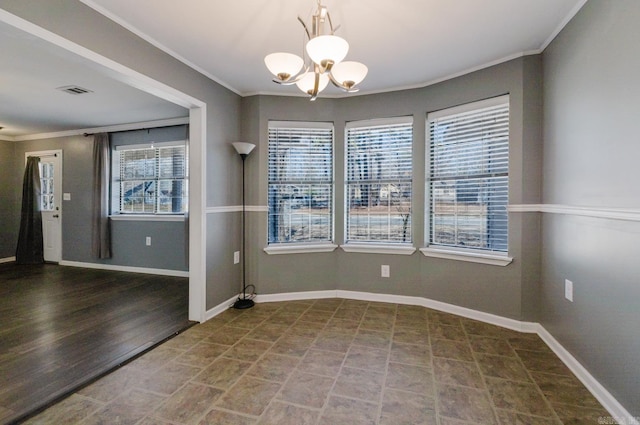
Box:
[241,56,543,321]
[0,0,243,309]
[0,139,17,259]
[542,0,640,415]
[11,128,189,270]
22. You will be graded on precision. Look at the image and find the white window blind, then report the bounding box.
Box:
[113,142,188,214]
[428,96,509,252]
[346,117,413,243]
[268,122,333,244]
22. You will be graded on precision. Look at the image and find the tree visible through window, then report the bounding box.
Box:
[428,96,509,252]
[345,117,413,243]
[112,142,188,214]
[268,122,333,244]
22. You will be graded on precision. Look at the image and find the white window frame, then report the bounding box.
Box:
[341,116,416,255]
[111,140,188,219]
[422,96,512,266]
[264,121,337,255]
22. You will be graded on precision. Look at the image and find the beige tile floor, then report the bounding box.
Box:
[24,298,613,425]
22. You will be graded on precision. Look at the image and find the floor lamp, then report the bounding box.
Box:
[232,142,256,309]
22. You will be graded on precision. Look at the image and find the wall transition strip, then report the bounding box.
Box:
[508,204,640,222]
[59,260,189,277]
[206,205,269,214]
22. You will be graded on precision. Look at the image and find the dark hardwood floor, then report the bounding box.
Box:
[0,263,191,424]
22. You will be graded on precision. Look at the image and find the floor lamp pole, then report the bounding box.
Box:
[232,143,255,309]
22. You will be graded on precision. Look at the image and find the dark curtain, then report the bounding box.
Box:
[16,156,44,264]
[91,133,112,259]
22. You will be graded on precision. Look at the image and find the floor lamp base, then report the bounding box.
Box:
[233,297,255,309]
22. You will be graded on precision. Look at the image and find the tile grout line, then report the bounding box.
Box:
[373,302,396,425]
[313,299,362,425]
[513,343,565,425]
[426,313,443,425]
[156,317,258,425]
[464,319,503,425]
[255,299,340,425]
[151,307,281,425]
[246,303,312,424]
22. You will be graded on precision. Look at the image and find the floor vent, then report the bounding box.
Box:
[57,85,93,95]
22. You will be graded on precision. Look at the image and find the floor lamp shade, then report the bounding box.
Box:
[232,142,256,157]
[233,142,255,309]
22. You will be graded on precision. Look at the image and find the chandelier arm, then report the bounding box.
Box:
[327,12,339,34]
[297,16,311,40]
[271,64,310,85]
[309,68,320,101]
[328,73,359,92]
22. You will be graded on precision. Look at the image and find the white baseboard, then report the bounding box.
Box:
[536,325,639,425]
[255,290,337,303]
[204,294,241,321]
[59,260,189,277]
[0,256,16,264]
[336,290,539,333]
[249,289,635,423]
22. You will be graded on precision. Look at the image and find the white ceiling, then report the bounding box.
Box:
[82,0,585,96]
[0,0,585,139]
[0,19,187,138]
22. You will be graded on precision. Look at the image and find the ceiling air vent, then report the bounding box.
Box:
[57,85,93,95]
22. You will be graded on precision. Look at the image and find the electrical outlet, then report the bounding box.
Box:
[381,265,390,278]
[234,251,240,264]
[145,236,151,246]
[565,279,573,302]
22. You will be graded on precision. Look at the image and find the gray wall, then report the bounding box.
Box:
[542,0,640,415]
[0,139,18,259]
[1,0,243,309]
[241,56,544,321]
[10,128,189,271]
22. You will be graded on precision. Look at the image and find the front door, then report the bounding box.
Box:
[27,150,62,263]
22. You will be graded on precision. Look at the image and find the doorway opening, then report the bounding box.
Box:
[0,10,207,322]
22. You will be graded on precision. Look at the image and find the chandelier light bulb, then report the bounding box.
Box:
[264,52,304,82]
[306,35,349,68]
[330,61,368,89]
[296,71,330,95]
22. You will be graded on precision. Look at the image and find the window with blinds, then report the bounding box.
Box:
[345,117,413,243]
[112,141,188,214]
[268,122,333,244]
[427,95,509,253]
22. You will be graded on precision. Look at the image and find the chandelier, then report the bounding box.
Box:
[264,0,368,101]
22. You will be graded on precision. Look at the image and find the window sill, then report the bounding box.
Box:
[264,243,338,255]
[109,214,185,222]
[420,247,512,266]
[340,243,416,255]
